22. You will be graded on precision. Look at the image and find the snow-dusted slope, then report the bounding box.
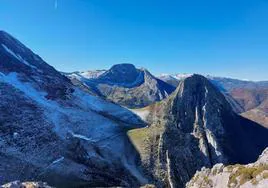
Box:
[65,70,106,81]
[158,73,192,87]
[0,31,146,187]
[159,73,193,81]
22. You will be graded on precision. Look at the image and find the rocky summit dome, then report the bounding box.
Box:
[97,63,144,87]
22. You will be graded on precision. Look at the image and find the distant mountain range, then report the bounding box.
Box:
[1,31,268,188]
[66,69,268,128]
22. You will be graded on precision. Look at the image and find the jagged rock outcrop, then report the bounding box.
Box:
[67,64,175,108]
[129,74,268,187]
[0,31,147,187]
[186,147,268,188]
[1,181,53,188]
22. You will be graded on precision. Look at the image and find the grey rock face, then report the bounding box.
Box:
[186,147,268,188]
[1,181,53,188]
[131,74,268,187]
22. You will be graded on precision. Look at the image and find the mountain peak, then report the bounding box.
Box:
[67,63,175,108]
[166,75,233,164]
[162,73,268,163]
[171,74,232,120]
[97,63,144,88]
[110,63,136,71]
[108,63,138,77]
[181,74,211,84]
[173,74,228,100]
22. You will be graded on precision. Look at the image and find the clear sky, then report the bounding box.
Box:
[0,0,268,80]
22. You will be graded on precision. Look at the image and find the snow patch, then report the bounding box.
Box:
[205,130,222,157]
[73,89,144,127]
[204,86,208,98]
[0,72,47,103]
[38,156,65,176]
[0,72,143,144]
[80,70,106,79]
[159,73,193,81]
[202,102,222,157]
[130,109,150,121]
[13,132,19,138]
[70,131,96,142]
[1,44,37,69]
[52,157,64,165]
[0,72,67,136]
[173,73,193,80]
[166,150,175,188]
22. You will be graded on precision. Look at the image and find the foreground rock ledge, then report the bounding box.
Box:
[1,181,53,188]
[186,147,268,188]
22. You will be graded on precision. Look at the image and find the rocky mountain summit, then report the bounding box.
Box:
[67,64,175,108]
[158,73,268,128]
[187,147,268,188]
[0,31,147,187]
[129,74,268,187]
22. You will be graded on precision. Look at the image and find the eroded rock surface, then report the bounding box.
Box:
[187,147,268,188]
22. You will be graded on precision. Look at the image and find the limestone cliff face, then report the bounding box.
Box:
[130,74,268,187]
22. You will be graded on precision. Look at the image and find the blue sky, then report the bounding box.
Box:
[0,0,268,80]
